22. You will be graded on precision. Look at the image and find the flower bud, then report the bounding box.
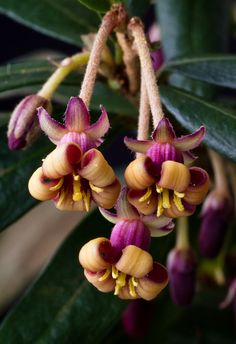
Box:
[167,248,197,306]
[7,94,51,150]
[198,190,233,258]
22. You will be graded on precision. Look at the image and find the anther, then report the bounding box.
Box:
[49,178,64,191]
[138,186,152,202]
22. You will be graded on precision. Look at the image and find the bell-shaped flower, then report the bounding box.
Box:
[124,118,208,218]
[199,189,233,258]
[167,247,197,306]
[78,189,171,300]
[28,97,120,211]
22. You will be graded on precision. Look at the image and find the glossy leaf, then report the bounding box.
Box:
[78,0,110,13]
[160,86,236,161]
[0,210,125,343]
[0,61,136,117]
[156,0,229,97]
[164,55,236,89]
[0,131,52,231]
[123,0,149,18]
[0,0,99,46]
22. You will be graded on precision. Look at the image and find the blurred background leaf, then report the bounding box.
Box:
[164,55,236,89]
[0,0,99,46]
[160,86,236,161]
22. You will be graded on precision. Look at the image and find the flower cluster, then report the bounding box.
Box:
[79,189,171,300]
[124,118,209,218]
[28,97,121,211]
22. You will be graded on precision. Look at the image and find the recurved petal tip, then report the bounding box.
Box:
[174,125,205,151]
[85,106,110,140]
[64,96,90,131]
[38,106,66,144]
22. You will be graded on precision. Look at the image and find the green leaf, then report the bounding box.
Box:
[160,86,236,161]
[156,0,229,97]
[164,55,236,89]
[123,0,149,18]
[0,61,136,117]
[0,0,99,46]
[0,132,53,231]
[0,210,125,343]
[78,0,110,13]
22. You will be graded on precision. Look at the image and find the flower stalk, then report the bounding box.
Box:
[128,17,164,127]
[38,52,90,100]
[79,4,127,107]
[176,217,190,251]
[208,149,229,195]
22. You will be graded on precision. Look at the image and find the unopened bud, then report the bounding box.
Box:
[167,248,197,306]
[7,94,51,150]
[198,190,233,258]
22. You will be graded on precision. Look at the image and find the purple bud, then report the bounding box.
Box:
[151,49,164,71]
[7,94,51,150]
[167,248,197,306]
[122,299,154,339]
[110,220,151,253]
[198,191,233,258]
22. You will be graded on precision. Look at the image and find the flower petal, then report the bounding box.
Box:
[86,106,110,140]
[152,117,176,143]
[182,151,197,166]
[174,126,205,151]
[142,214,174,237]
[64,96,90,131]
[115,187,140,220]
[184,167,209,205]
[38,107,67,144]
[124,137,152,153]
[99,208,120,224]
[91,179,121,209]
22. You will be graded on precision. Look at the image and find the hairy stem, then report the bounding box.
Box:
[129,17,164,128]
[208,149,228,195]
[79,4,127,107]
[116,32,139,95]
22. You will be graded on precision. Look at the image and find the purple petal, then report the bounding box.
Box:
[115,187,139,220]
[152,117,176,143]
[147,142,183,166]
[151,49,164,71]
[174,126,205,151]
[110,219,151,252]
[182,151,197,165]
[142,215,174,237]
[124,137,152,153]
[99,208,119,224]
[64,97,90,131]
[85,106,110,139]
[38,107,67,144]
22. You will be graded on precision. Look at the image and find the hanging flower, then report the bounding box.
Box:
[28,97,121,211]
[79,189,172,299]
[124,117,209,218]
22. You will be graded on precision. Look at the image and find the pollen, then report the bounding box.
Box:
[173,190,185,211]
[128,276,138,297]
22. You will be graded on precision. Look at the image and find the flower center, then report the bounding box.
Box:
[98,265,138,297]
[138,185,185,217]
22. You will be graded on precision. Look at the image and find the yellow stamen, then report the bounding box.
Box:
[89,181,104,193]
[174,191,185,198]
[162,188,171,209]
[128,277,138,297]
[138,186,152,202]
[49,178,64,191]
[112,265,119,279]
[83,190,91,212]
[173,192,184,211]
[98,268,111,282]
[157,194,164,217]
[57,189,66,207]
[73,176,83,201]
[114,272,126,295]
[156,185,163,193]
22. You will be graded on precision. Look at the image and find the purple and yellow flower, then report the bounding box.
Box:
[79,189,171,300]
[124,117,209,218]
[28,97,121,211]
